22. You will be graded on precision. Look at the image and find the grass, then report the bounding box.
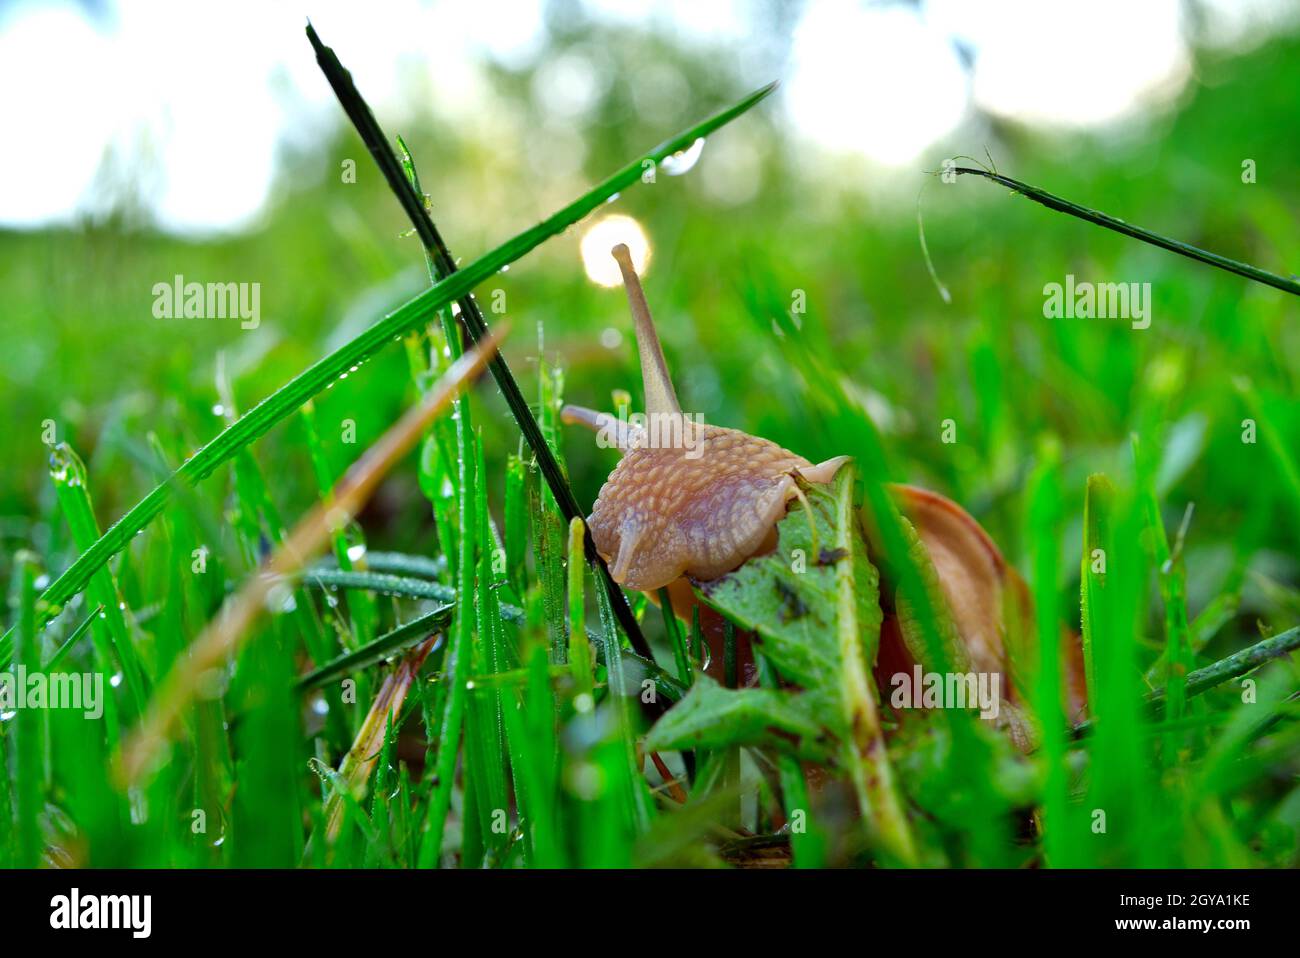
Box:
[1,22,1298,870]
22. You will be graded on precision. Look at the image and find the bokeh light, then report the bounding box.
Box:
[580,214,650,288]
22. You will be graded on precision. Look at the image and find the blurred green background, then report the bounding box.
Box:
[3,1,1297,643]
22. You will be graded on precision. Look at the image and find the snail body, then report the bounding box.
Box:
[564,245,1085,735]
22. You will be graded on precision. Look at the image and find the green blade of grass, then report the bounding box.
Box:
[297,569,686,701]
[296,606,453,692]
[828,467,916,865]
[48,443,146,724]
[417,376,478,866]
[531,362,572,666]
[397,136,508,866]
[301,400,379,648]
[317,636,438,848]
[1073,624,1300,736]
[1025,441,1072,866]
[568,517,594,696]
[658,586,693,687]
[1178,626,1300,698]
[10,552,42,867]
[1235,377,1300,528]
[314,551,446,580]
[0,72,777,667]
[1080,479,1160,865]
[755,652,826,867]
[593,577,655,833]
[41,603,103,672]
[1132,434,1192,740]
[954,166,1300,296]
[468,433,512,862]
[1079,474,1112,700]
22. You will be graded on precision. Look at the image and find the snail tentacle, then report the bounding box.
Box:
[560,403,645,453]
[612,242,682,418]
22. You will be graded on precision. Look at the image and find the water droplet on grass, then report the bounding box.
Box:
[662,137,705,175]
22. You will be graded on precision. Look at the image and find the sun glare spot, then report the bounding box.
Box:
[580,214,650,287]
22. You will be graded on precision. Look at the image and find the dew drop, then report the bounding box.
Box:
[264,582,297,615]
[128,788,148,825]
[662,137,705,176]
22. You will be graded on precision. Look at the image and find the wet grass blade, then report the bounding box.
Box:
[954,166,1300,296]
[314,551,446,580]
[42,603,104,672]
[417,384,478,866]
[755,653,825,867]
[1079,474,1112,699]
[117,331,504,786]
[568,517,594,695]
[318,636,438,847]
[296,606,453,692]
[658,587,693,686]
[299,569,685,701]
[532,363,572,665]
[48,443,147,721]
[10,552,42,867]
[301,400,379,646]
[1025,443,1073,865]
[1132,435,1192,742]
[1235,378,1300,526]
[1081,479,1160,865]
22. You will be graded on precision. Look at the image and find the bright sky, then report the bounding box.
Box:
[0,0,1293,235]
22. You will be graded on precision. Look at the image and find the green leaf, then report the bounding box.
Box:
[644,674,834,761]
[688,464,917,863]
[698,474,882,692]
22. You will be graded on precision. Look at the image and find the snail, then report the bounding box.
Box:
[563,244,1086,743]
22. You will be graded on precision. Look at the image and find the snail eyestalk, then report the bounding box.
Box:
[612,243,681,417]
[560,404,645,452]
